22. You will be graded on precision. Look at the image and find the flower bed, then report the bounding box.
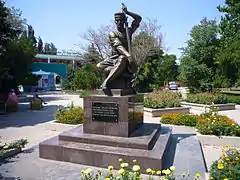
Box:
[144,90,182,108]
[0,139,28,159]
[161,110,240,137]
[80,158,202,180]
[209,145,240,180]
[54,103,84,125]
[161,113,200,127]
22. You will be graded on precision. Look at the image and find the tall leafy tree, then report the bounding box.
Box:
[181,17,219,69]
[0,2,38,87]
[178,57,213,92]
[37,37,43,53]
[50,42,57,55]
[44,43,51,54]
[179,17,219,91]
[216,0,240,86]
[161,54,178,82]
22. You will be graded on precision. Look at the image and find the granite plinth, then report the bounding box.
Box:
[39,123,172,173]
[59,124,161,150]
[83,94,144,137]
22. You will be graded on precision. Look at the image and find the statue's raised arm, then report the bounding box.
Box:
[122,4,142,34]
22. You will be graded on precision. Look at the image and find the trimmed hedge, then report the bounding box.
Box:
[186,92,228,105]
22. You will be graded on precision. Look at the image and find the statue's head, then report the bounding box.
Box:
[114,13,126,29]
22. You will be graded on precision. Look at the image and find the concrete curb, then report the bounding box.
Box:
[181,102,236,111]
[197,133,240,148]
[144,107,190,117]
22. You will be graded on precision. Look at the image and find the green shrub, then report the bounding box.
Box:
[225,94,240,104]
[186,92,228,105]
[73,69,100,90]
[144,90,182,108]
[210,146,240,180]
[79,90,92,98]
[161,113,199,127]
[55,106,84,125]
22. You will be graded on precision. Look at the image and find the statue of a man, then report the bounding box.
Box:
[97,5,142,90]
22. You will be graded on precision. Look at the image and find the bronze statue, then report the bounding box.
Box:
[97,4,142,90]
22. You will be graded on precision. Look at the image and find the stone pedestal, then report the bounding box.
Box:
[83,93,144,137]
[39,89,172,173]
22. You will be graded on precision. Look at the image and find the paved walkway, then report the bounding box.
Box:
[0,93,239,180]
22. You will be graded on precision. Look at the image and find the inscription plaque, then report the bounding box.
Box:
[92,102,119,122]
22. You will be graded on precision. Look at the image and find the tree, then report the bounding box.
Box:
[161,54,178,82]
[178,57,213,92]
[0,0,15,60]
[50,42,57,55]
[82,24,114,60]
[181,17,219,69]
[0,2,38,87]
[216,0,240,86]
[37,37,43,53]
[82,43,102,63]
[44,43,51,54]
[43,42,57,54]
[179,17,220,91]
[73,69,99,90]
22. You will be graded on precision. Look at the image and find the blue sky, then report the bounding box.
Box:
[5,0,225,58]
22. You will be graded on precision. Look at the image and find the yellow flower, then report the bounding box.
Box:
[109,171,113,176]
[132,165,140,172]
[156,171,161,175]
[163,169,171,175]
[118,168,125,175]
[133,159,137,163]
[210,177,214,179]
[120,163,128,168]
[223,178,229,180]
[84,168,92,174]
[195,173,200,178]
[226,158,230,161]
[105,178,110,180]
[151,170,155,175]
[80,170,84,174]
[3,146,9,149]
[170,166,175,171]
[146,168,152,173]
[160,177,167,180]
[217,164,224,170]
[108,166,113,171]
[235,157,239,161]
[119,158,123,162]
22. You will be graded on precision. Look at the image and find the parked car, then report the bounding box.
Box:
[168,81,178,90]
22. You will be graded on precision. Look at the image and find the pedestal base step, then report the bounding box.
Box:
[39,123,172,173]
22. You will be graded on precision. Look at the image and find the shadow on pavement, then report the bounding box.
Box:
[0,103,64,129]
[163,132,196,169]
